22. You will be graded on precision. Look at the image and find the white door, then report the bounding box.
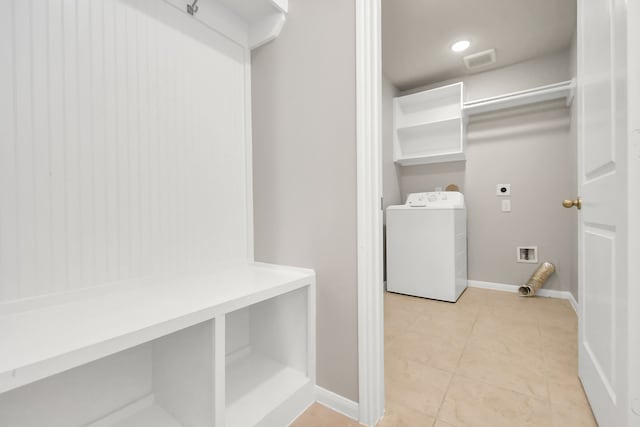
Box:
[577,0,629,425]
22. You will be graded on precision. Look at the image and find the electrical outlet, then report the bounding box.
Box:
[501,199,511,212]
[497,184,511,196]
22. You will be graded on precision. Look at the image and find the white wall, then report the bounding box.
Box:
[464,101,576,293]
[385,50,578,294]
[0,0,250,302]
[251,0,359,402]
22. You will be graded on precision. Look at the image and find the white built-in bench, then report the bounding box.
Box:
[0,0,303,425]
[0,262,316,427]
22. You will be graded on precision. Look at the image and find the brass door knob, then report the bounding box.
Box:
[562,197,582,210]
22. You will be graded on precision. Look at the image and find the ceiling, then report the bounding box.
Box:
[382,0,576,91]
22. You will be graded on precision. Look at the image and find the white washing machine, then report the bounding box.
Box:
[386,191,467,302]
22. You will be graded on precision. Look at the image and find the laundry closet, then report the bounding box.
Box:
[382,1,579,299]
[0,1,316,426]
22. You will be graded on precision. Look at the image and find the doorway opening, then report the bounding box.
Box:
[379,0,590,425]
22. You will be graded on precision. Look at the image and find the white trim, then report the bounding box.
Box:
[244,48,255,261]
[248,13,287,50]
[161,0,287,51]
[355,0,385,425]
[315,386,360,422]
[566,291,579,315]
[468,280,579,314]
[467,279,520,293]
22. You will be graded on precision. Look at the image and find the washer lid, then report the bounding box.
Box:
[404,191,465,209]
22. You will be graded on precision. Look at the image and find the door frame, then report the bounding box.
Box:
[354,1,640,425]
[355,0,385,425]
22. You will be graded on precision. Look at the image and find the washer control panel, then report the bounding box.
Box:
[406,192,428,207]
[405,192,464,208]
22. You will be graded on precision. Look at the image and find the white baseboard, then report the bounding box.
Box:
[468,280,520,294]
[315,385,359,421]
[467,280,579,315]
[566,292,579,314]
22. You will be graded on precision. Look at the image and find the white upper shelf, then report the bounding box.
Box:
[163,0,288,49]
[462,80,575,117]
[393,82,466,166]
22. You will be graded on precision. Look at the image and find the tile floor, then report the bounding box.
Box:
[292,288,597,427]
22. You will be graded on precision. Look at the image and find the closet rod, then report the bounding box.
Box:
[462,79,575,117]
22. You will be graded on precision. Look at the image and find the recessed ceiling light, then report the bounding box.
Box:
[451,40,471,53]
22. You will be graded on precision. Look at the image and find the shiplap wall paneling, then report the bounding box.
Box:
[0,0,250,302]
[0,0,17,300]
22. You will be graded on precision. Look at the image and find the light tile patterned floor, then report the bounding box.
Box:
[293,288,598,427]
